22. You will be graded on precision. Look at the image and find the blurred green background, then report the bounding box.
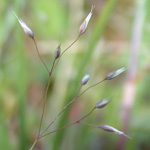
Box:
[0,0,150,150]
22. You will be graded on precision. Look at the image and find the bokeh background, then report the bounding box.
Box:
[0,0,150,150]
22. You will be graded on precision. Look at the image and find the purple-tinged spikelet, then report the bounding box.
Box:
[95,98,111,109]
[79,5,95,35]
[54,43,61,59]
[105,67,126,80]
[100,125,131,139]
[13,11,34,38]
[81,74,90,85]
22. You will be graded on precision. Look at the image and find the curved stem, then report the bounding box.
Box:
[77,107,95,122]
[57,85,82,117]
[32,38,49,74]
[78,79,106,98]
[53,34,81,71]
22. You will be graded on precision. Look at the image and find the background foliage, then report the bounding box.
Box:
[0,0,150,150]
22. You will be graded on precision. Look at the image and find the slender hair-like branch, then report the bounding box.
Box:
[79,121,99,128]
[53,34,81,71]
[40,107,96,138]
[40,85,82,136]
[32,38,50,74]
[40,122,76,138]
[29,139,38,150]
[78,78,106,98]
[77,107,95,122]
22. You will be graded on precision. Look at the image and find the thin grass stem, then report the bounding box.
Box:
[77,107,95,122]
[40,85,82,136]
[78,79,106,98]
[29,139,37,150]
[40,122,76,138]
[40,107,96,138]
[49,58,56,76]
[40,78,105,136]
[79,121,99,128]
[32,38,49,74]
[38,58,56,136]
[53,35,81,71]
[38,77,51,136]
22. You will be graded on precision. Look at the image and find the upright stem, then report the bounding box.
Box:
[38,58,56,136]
[37,60,60,137]
[38,77,51,136]
[49,58,56,76]
[29,139,37,150]
[32,38,49,74]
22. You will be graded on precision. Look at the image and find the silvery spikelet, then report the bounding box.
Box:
[105,67,126,80]
[81,74,90,85]
[79,5,95,35]
[100,125,131,139]
[13,12,34,38]
[95,98,111,109]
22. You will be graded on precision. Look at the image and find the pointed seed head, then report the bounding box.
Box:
[95,98,111,109]
[100,125,131,139]
[105,67,126,80]
[13,12,34,38]
[79,5,95,35]
[100,125,121,133]
[54,43,61,59]
[81,74,90,85]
